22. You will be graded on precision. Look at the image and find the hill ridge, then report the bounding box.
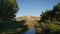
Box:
[16,16,40,21]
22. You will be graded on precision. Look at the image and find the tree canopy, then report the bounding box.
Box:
[0,0,18,21]
[40,3,60,22]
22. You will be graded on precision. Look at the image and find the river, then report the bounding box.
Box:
[23,27,35,34]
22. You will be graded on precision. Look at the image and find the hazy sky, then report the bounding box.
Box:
[16,0,60,17]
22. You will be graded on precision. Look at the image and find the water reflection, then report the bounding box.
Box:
[23,27,35,34]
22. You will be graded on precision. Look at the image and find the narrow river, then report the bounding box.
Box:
[23,27,35,34]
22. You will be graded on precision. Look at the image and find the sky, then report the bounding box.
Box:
[16,0,60,17]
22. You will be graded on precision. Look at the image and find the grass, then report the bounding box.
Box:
[36,21,60,34]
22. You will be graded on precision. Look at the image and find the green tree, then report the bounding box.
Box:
[0,0,18,21]
[40,3,60,22]
[38,3,60,34]
[52,3,60,21]
[40,10,52,22]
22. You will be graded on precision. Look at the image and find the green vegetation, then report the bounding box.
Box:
[0,0,60,34]
[0,0,18,21]
[0,0,28,34]
[36,3,60,34]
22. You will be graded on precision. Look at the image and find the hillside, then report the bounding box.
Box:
[16,16,40,21]
[16,16,40,28]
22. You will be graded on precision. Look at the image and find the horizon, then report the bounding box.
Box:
[16,0,60,17]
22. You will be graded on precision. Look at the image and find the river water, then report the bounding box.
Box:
[23,27,35,34]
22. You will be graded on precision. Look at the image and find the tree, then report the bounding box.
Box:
[40,3,60,22]
[40,10,52,22]
[38,3,60,34]
[52,3,60,21]
[0,0,18,21]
